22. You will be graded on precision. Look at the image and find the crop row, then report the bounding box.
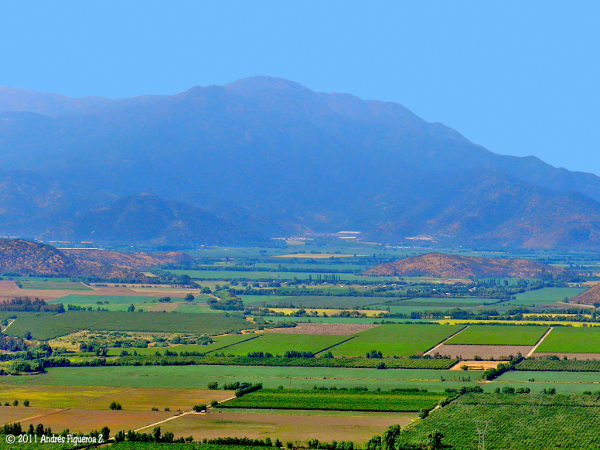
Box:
[516,358,600,372]
[397,393,600,449]
[73,355,459,370]
[218,389,446,412]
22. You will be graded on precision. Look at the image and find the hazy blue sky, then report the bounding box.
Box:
[2,1,599,175]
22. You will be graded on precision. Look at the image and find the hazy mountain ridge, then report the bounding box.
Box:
[365,252,565,278]
[1,77,600,248]
[41,194,268,245]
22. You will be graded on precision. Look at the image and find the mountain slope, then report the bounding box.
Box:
[0,86,110,116]
[365,253,565,278]
[42,194,267,245]
[569,285,600,306]
[1,77,600,248]
[62,249,191,271]
[0,239,144,280]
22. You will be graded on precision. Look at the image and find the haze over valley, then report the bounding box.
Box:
[2,77,600,249]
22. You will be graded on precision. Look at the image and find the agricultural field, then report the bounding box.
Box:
[507,287,587,306]
[0,311,253,339]
[166,269,395,282]
[50,295,161,305]
[445,325,548,346]
[384,297,491,306]
[157,409,416,445]
[3,243,600,447]
[330,324,464,357]
[432,344,532,360]
[0,385,228,411]
[255,262,365,271]
[219,389,447,412]
[534,326,600,354]
[247,295,384,309]
[496,370,600,384]
[267,308,386,318]
[106,334,258,356]
[516,358,600,372]
[0,366,484,392]
[173,303,228,314]
[18,409,175,436]
[216,333,349,356]
[396,393,600,449]
[17,279,92,291]
[266,322,377,335]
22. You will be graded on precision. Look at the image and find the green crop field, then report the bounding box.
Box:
[264,316,398,324]
[167,269,395,282]
[18,280,92,290]
[396,393,600,449]
[50,294,160,305]
[0,311,253,340]
[507,287,587,306]
[218,333,349,356]
[173,303,224,314]
[378,305,482,315]
[534,326,600,353]
[496,370,600,383]
[106,335,258,356]
[219,389,447,412]
[239,295,290,305]
[247,296,384,309]
[255,262,365,271]
[0,366,483,391]
[446,325,548,346]
[516,358,600,372]
[330,324,463,357]
[385,297,490,306]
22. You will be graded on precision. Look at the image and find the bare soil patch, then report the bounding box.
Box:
[160,409,416,444]
[433,344,532,359]
[449,360,508,371]
[266,323,379,335]
[534,352,600,360]
[79,388,232,411]
[0,280,19,292]
[0,407,55,426]
[19,409,174,434]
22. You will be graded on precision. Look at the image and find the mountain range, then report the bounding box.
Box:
[1,77,600,248]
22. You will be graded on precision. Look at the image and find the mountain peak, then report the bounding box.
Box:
[223,76,312,95]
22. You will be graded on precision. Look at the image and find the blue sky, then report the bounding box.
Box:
[1,1,599,175]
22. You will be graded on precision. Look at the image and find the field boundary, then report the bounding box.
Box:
[204,335,261,354]
[424,326,468,356]
[314,336,356,355]
[527,327,554,357]
[1,318,15,332]
[132,394,236,434]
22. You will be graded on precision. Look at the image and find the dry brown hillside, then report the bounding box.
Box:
[63,249,191,270]
[365,252,565,278]
[569,285,600,306]
[0,239,147,281]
